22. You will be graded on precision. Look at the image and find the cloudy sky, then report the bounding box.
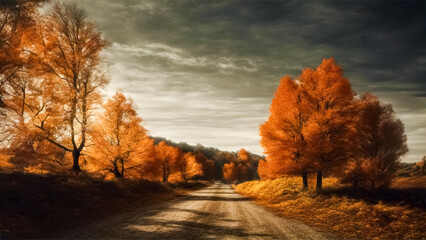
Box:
[69,0,425,162]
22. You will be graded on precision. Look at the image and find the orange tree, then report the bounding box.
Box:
[260,75,313,188]
[343,93,407,189]
[260,58,357,189]
[89,91,148,178]
[300,58,356,189]
[33,2,109,172]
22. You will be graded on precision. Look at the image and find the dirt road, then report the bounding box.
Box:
[61,182,335,239]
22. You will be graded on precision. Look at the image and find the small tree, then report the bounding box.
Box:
[222,149,254,183]
[236,148,251,182]
[223,161,238,183]
[352,93,408,189]
[176,152,203,182]
[416,156,425,173]
[90,91,148,178]
[155,141,183,182]
[193,151,216,180]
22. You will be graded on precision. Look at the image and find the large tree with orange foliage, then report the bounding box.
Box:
[89,91,148,178]
[260,58,356,189]
[300,58,356,189]
[32,2,109,172]
[260,75,312,188]
[343,93,407,189]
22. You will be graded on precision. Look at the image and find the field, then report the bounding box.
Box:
[235,177,426,240]
[0,171,208,239]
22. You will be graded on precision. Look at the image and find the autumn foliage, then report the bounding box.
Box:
[88,91,149,178]
[342,93,408,189]
[222,148,254,183]
[0,2,420,240]
[0,1,409,192]
[0,1,232,183]
[260,58,407,190]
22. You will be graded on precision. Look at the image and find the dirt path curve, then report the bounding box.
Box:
[61,181,336,239]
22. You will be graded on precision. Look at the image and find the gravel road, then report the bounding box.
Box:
[61,181,336,239]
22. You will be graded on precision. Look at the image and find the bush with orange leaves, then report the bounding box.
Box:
[236,178,425,240]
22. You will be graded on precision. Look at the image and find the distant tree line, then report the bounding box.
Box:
[152,137,263,182]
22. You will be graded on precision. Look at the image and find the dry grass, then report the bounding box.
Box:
[392,176,426,189]
[236,177,426,240]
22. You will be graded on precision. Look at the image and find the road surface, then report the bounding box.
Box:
[62,182,336,239]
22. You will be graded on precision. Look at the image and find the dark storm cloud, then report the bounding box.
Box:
[69,0,425,162]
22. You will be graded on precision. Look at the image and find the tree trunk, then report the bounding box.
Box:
[316,169,322,190]
[72,151,81,171]
[302,172,308,189]
[163,168,168,182]
[353,176,359,188]
[113,163,123,178]
[181,172,187,183]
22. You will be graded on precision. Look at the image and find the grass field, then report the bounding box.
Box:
[236,177,425,240]
[392,176,426,189]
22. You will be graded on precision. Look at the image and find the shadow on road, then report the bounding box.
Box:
[122,219,272,239]
[59,184,273,239]
[117,204,271,239]
[184,195,251,202]
[64,200,272,239]
[202,187,232,190]
[197,191,241,195]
